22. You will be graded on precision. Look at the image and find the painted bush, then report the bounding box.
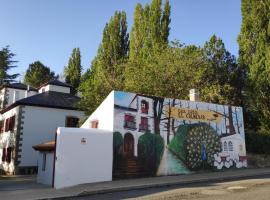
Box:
[138,133,164,174]
[113,132,123,151]
[169,123,221,170]
[113,132,123,168]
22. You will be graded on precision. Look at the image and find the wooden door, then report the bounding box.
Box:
[124,133,134,157]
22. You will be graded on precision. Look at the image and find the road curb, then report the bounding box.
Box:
[44,170,270,200]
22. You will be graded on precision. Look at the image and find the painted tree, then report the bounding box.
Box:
[238,0,270,130]
[0,46,19,85]
[64,48,82,95]
[24,61,57,88]
[79,11,129,114]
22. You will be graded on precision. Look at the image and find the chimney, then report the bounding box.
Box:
[25,85,30,98]
[189,89,199,102]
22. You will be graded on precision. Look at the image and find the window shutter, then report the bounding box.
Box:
[6,147,12,163]
[2,148,6,162]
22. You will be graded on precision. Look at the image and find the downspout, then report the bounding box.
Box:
[52,129,58,188]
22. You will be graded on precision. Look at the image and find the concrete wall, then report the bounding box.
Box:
[20,106,85,167]
[37,151,54,185]
[53,127,113,189]
[39,85,70,94]
[81,91,114,131]
[112,91,247,177]
[0,88,37,108]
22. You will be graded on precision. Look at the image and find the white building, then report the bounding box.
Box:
[33,127,113,189]
[0,80,85,175]
[0,83,38,109]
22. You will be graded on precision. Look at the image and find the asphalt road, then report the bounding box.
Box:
[69,177,270,200]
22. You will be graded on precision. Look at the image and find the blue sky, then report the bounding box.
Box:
[0,0,241,81]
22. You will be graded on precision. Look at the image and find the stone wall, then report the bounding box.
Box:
[248,153,270,168]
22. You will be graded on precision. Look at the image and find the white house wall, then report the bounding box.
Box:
[0,106,19,173]
[81,91,114,131]
[0,88,37,108]
[19,106,85,167]
[54,127,113,189]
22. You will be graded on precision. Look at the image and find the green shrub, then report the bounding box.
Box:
[246,130,270,154]
[138,133,164,174]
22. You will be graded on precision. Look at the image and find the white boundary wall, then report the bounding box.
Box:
[81,91,114,131]
[53,127,113,189]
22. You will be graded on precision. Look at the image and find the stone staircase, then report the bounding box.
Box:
[113,157,151,179]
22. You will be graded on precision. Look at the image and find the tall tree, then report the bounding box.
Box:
[79,11,129,114]
[24,61,57,88]
[64,48,82,94]
[238,0,270,131]
[201,35,246,106]
[129,0,171,61]
[0,46,19,85]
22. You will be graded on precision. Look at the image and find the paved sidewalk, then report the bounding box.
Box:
[1,168,270,200]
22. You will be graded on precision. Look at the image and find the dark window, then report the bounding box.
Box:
[42,153,46,171]
[141,100,149,114]
[1,148,6,162]
[5,118,10,132]
[124,114,136,130]
[1,147,12,163]
[139,117,149,132]
[228,141,233,151]
[4,115,16,132]
[0,120,4,133]
[6,147,12,163]
[66,117,79,127]
[91,120,99,128]
[224,141,228,151]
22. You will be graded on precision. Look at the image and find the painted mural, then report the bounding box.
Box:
[113,91,247,178]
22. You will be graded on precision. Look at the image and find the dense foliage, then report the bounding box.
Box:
[238,0,270,131]
[245,131,270,154]
[24,61,57,88]
[79,11,129,114]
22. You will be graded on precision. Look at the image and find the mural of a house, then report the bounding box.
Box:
[0,80,85,175]
[80,90,247,178]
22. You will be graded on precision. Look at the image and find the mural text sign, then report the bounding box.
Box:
[166,106,222,123]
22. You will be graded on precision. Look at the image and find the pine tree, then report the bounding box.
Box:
[0,46,19,85]
[201,35,246,106]
[24,61,57,88]
[64,48,82,94]
[238,0,270,131]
